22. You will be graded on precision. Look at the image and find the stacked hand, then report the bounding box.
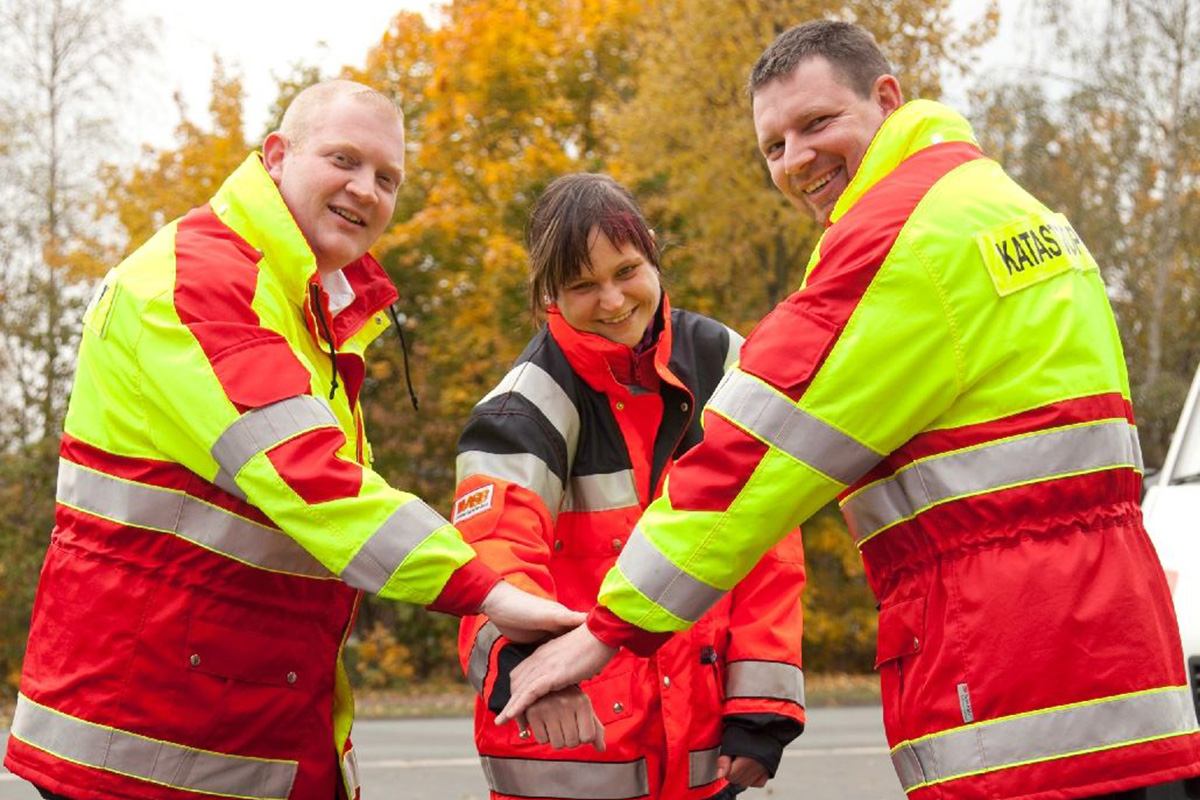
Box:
[496,623,617,726]
[519,685,606,751]
[478,581,586,643]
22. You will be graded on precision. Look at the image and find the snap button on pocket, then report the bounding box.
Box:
[189,654,201,667]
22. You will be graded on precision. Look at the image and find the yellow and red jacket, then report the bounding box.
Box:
[454,297,806,800]
[4,154,498,800]
[589,101,1200,800]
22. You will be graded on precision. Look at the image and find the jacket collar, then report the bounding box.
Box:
[828,99,980,226]
[547,293,678,395]
[210,153,398,347]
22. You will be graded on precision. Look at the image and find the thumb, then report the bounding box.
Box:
[716,754,731,780]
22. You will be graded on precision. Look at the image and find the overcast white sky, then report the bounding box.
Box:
[121,0,437,151]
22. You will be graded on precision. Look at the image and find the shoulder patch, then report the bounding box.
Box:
[974,212,1099,296]
[453,484,494,524]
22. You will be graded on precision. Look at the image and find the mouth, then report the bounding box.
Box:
[800,166,841,196]
[598,307,636,326]
[329,205,366,226]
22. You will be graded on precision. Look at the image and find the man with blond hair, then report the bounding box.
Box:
[5,79,581,800]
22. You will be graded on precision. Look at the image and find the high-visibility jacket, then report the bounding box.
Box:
[586,101,1200,800]
[4,154,498,800]
[454,297,807,800]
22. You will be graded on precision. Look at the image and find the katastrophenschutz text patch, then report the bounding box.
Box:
[974,212,1098,297]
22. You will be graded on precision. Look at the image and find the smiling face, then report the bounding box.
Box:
[753,56,902,224]
[555,227,662,347]
[263,95,405,274]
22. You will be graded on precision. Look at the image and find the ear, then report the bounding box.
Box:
[262,132,289,184]
[872,74,904,117]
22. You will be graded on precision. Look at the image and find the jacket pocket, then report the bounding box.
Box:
[738,301,840,392]
[875,596,925,669]
[185,617,307,688]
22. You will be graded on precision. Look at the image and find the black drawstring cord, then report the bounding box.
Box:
[310,283,340,400]
[387,304,420,411]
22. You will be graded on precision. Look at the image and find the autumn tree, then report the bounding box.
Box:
[0,0,151,696]
[98,61,251,257]
[972,0,1200,465]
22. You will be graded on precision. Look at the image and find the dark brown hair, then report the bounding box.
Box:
[748,20,892,98]
[525,173,660,320]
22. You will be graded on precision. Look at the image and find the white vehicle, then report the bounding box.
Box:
[1141,364,1200,799]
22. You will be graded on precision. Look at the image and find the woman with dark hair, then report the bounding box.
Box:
[453,173,806,800]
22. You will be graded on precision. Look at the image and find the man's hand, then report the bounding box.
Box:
[478,581,586,644]
[717,754,770,789]
[495,624,616,725]
[519,686,607,751]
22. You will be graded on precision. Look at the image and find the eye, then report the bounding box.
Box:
[332,152,353,167]
[807,115,832,132]
[764,141,783,161]
[377,173,397,191]
[616,264,639,278]
[568,280,595,293]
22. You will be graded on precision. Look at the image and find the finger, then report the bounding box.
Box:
[575,704,596,748]
[716,755,731,780]
[593,714,606,752]
[530,715,550,745]
[547,716,565,749]
[496,677,551,725]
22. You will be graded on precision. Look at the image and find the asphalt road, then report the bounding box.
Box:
[0,705,903,799]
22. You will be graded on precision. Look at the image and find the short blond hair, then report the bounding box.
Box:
[277,79,402,148]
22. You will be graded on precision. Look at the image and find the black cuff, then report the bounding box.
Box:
[720,713,805,778]
[485,640,539,715]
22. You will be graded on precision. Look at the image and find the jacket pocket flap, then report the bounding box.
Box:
[739,301,840,391]
[875,596,925,669]
[186,617,305,687]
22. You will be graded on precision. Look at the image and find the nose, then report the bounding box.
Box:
[782,133,815,177]
[597,281,624,311]
[345,168,378,204]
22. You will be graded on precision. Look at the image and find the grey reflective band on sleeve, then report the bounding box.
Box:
[723,327,745,372]
[456,450,565,516]
[891,686,1199,792]
[560,470,639,513]
[339,499,452,594]
[726,661,806,706]
[211,395,339,484]
[480,756,649,800]
[688,747,721,788]
[617,527,726,623]
[843,420,1143,545]
[467,622,501,694]
[706,369,880,486]
[10,694,298,800]
[340,745,361,800]
[479,362,581,467]
[57,460,331,578]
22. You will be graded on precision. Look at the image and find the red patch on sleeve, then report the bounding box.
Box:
[666,413,770,513]
[266,427,362,505]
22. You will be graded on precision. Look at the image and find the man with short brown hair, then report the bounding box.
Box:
[496,20,1200,800]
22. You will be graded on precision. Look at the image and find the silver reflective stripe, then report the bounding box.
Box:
[456,450,564,515]
[340,499,451,593]
[844,420,1142,545]
[479,362,581,467]
[688,747,720,788]
[723,327,745,372]
[726,661,806,705]
[211,395,339,483]
[57,460,331,578]
[10,694,298,799]
[341,745,361,799]
[891,686,1199,791]
[707,369,880,485]
[480,756,649,799]
[561,470,639,513]
[467,622,501,693]
[617,527,725,623]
